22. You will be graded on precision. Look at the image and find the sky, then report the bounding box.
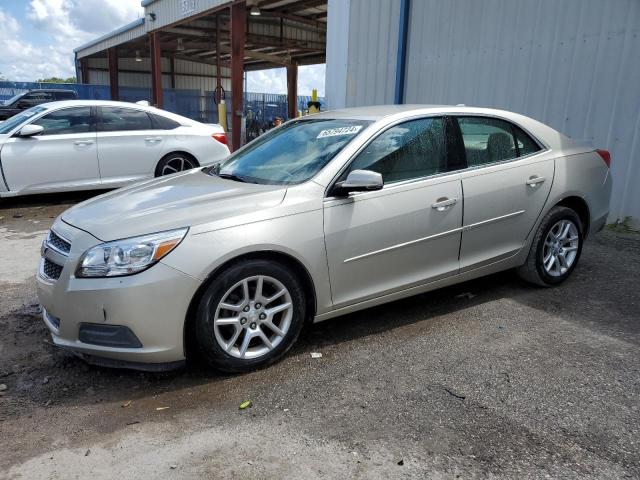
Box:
[0,0,325,96]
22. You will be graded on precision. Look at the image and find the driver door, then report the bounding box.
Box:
[323,117,463,308]
[0,106,100,194]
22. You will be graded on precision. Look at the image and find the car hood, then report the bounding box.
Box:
[61,169,287,241]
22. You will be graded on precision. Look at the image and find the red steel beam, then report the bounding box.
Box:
[149,31,163,108]
[80,59,90,84]
[107,47,119,100]
[230,2,246,151]
[287,64,298,120]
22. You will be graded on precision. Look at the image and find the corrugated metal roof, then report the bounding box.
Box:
[75,18,145,57]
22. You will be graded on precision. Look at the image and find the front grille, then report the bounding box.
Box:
[48,230,71,254]
[43,259,63,280]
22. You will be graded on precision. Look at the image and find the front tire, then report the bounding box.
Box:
[518,206,583,286]
[195,260,306,372]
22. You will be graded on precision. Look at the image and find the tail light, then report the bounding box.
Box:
[212,132,227,146]
[596,149,611,168]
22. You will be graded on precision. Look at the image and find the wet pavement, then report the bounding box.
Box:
[1,192,639,479]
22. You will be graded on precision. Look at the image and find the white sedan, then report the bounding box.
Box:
[0,100,230,198]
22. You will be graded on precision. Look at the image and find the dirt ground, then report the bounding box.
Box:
[0,192,639,479]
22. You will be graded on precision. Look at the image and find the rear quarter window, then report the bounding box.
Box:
[151,114,181,130]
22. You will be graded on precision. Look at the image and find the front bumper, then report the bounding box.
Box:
[36,220,201,368]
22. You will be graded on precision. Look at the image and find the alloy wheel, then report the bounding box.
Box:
[213,275,293,359]
[161,156,195,175]
[542,219,580,277]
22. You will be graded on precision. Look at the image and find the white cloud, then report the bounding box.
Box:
[0,0,143,81]
[246,65,325,97]
[1,0,327,96]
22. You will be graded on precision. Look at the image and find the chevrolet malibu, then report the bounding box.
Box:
[36,105,612,372]
[0,100,229,198]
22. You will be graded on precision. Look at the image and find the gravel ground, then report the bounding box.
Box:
[0,192,639,479]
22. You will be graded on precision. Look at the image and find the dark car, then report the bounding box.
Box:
[0,89,78,120]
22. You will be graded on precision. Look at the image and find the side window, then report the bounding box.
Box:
[99,107,153,132]
[513,125,541,156]
[457,116,517,166]
[151,113,180,130]
[342,117,446,184]
[31,107,92,136]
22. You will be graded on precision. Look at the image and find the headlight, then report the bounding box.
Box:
[76,228,188,278]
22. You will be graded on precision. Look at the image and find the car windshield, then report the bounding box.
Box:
[215,118,372,185]
[0,106,47,134]
[1,92,26,106]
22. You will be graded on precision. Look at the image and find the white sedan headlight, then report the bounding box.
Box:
[76,228,188,278]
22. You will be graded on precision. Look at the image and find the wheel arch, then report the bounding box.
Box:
[554,195,591,238]
[183,249,318,360]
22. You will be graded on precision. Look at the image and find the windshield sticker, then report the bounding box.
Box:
[316,125,363,139]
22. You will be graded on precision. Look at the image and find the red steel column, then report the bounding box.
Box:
[230,2,246,151]
[80,59,90,84]
[107,47,119,100]
[149,31,163,108]
[286,64,298,120]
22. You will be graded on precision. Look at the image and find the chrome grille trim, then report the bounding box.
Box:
[46,230,71,256]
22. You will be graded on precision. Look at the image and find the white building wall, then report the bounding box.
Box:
[326,0,640,224]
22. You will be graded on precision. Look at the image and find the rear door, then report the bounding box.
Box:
[96,106,166,186]
[0,106,99,193]
[454,116,554,270]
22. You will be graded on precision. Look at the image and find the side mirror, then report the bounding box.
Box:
[17,124,44,137]
[332,169,383,196]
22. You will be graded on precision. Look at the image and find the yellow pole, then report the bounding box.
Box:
[218,99,228,132]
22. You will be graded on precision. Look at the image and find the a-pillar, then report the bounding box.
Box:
[107,47,119,101]
[287,64,298,120]
[230,2,246,151]
[149,32,163,108]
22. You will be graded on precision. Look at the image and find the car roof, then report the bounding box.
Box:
[33,100,204,126]
[29,89,76,92]
[306,104,579,152]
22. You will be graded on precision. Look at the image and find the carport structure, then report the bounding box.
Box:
[74,0,327,150]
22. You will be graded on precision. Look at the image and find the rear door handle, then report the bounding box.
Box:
[431,197,458,211]
[526,176,546,187]
[73,140,93,146]
[145,137,162,143]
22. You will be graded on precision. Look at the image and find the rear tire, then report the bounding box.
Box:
[517,206,583,286]
[155,152,198,177]
[195,260,306,373]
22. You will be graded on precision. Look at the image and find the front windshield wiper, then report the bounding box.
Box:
[217,172,252,183]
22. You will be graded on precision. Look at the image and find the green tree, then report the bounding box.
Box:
[37,76,77,83]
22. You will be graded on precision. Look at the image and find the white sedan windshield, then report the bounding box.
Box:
[0,106,47,134]
[217,119,372,185]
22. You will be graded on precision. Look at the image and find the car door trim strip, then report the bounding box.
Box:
[343,210,525,264]
[344,226,463,264]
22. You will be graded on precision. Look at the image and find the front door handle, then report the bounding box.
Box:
[526,176,546,187]
[431,197,458,211]
[73,140,93,146]
[145,137,162,143]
